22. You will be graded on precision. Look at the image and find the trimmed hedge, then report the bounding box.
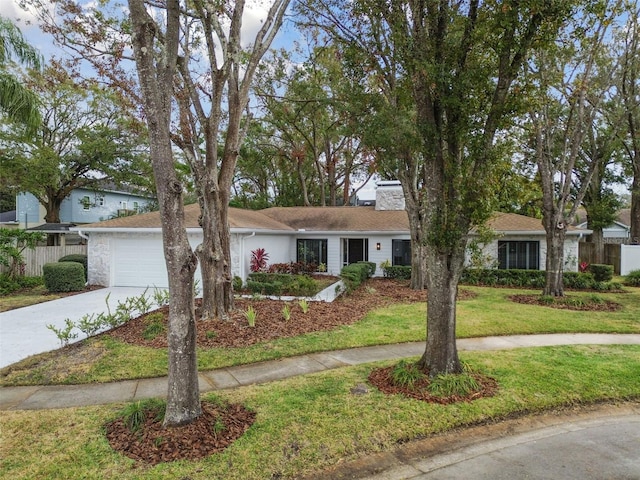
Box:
[59,254,88,280]
[382,265,412,280]
[245,274,319,297]
[340,262,374,292]
[246,280,283,296]
[43,262,85,292]
[248,272,295,287]
[460,268,623,290]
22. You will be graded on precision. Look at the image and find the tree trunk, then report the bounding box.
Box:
[197,190,234,320]
[398,155,428,290]
[631,170,640,244]
[44,196,62,224]
[543,224,567,296]
[128,0,201,427]
[417,246,464,377]
[590,226,605,264]
[406,207,428,290]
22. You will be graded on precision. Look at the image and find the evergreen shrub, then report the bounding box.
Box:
[43,262,85,292]
[59,254,88,280]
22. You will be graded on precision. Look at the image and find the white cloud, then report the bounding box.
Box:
[1,0,41,27]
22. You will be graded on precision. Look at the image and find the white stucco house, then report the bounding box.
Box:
[76,182,590,288]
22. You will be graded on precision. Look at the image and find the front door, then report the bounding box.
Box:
[343,238,369,266]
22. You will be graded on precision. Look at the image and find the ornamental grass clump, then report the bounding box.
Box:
[120,398,166,433]
[243,306,257,327]
[427,372,480,398]
[390,360,426,390]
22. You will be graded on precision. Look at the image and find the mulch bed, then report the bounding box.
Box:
[103,279,481,464]
[105,401,255,465]
[107,278,457,349]
[368,366,499,404]
[508,294,622,312]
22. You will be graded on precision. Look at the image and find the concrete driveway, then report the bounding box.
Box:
[0,287,151,368]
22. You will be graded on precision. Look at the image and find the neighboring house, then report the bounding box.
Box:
[574,208,631,242]
[15,187,155,230]
[77,181,590,288]
[0,210,18,229]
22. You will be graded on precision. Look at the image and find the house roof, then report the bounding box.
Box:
[0,210,17,223]
[76,204,588,236]
[573,208,630,228]
[78,204,293,231]
[260,206,409,232]
[27,223,77,232]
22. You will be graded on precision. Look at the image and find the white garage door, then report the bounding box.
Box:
[113,236,169,287]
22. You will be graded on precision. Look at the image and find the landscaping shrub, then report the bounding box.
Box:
[460,268,602,290]
[290,275,317,296]
[246,280,283,296]
[563,272,595,289]
[268,261,317,274]
[623,269,640,287]
[382,265,412,280]
[42,262,85,292]
[340,262,374,292]
[357,261,377,277]
[248,272,295,287]
[0,274,43,295]
[588,264,614,282]
[232,276,243,291]
[58,254,88,280]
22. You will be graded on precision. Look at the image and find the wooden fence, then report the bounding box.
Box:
[578,243,621,274]
[2,245,87,277]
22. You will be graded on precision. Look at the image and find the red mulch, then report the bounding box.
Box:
[508,294,622,312]
[105,400,255,465]
[103,279,482,464]
[107,278,453,349]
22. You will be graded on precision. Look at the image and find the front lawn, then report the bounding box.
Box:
[2,345,639,479]
[0,285,64,312]
[1,279,639,386]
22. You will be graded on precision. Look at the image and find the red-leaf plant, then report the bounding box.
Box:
[250,248,270,272]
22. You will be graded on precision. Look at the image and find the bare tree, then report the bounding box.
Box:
[527,2,622,295]
[616,2,640,243]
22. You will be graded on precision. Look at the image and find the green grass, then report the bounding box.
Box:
[0,285,64,312]
[1,345,639,479]
[2,285,639,386]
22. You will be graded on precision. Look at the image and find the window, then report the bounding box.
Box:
[82,196,91,210]
[498,241,539,270]
[392,240,411,266]
[297,239,327,265]
[133,201,139,212]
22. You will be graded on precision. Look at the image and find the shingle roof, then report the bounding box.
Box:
[77,204,585,235]
[79,204,293,231]
[260,206,409,232]
[486,212,544,232]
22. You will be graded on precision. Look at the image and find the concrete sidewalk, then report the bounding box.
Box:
[2,333,639,411]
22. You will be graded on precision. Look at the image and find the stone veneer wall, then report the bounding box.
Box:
[87,232,111,286]
[375,182,405,211]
